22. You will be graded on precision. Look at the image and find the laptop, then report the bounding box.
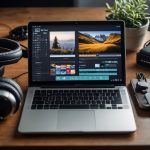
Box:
[18,21,136,133]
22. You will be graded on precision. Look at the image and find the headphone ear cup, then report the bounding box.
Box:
[0,90,15,119]
[0,78,23,114]
[0,78,23,99]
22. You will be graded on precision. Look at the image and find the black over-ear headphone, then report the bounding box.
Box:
[0,38,26,120]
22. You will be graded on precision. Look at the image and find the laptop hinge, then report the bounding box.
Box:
[41,84,115,88]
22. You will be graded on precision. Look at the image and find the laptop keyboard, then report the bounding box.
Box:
[31,89,125,110]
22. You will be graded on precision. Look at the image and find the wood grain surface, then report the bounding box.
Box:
[0,7,150,150]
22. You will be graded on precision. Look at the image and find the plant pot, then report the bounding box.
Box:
[126,19,149,51]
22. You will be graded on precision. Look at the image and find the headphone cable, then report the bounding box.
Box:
[20,44,28,50]
[12,43,28,79]
[12,71,28,79]
[20,44,28,58]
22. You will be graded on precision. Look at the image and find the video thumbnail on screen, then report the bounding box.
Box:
[49,31,75,55]
[78,31,121,54]
[50,64,75,76]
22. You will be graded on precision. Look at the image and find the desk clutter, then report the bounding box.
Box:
[137,40,150,67]
[130,73,150,109]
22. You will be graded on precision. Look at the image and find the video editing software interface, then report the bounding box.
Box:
[31,23,123,82]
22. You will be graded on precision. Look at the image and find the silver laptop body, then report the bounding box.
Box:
[18,21,136,133]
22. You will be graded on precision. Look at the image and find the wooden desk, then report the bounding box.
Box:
[0,7,150,150]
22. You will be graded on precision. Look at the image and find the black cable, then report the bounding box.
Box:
[12,71,28,79]
[20,44,28,50]
[20,44,28,58]
[11,43,28,79]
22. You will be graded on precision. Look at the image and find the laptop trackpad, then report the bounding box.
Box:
[57,110,96,131]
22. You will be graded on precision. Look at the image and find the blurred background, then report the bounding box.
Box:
[0,0,127,7]
[0,0,111,7]
[0,0,149,12]
[0,0,149,30]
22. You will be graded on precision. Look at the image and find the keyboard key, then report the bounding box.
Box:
[64,101,70,104]
[112,106,117,109]
[34,90,41,96]
[41,90,46,96]
[89,97,93,100]
[60,101,63,104]
[79,97,83,100]
[100,104,106,109]
[56,97,61,101]
[118,107,123,109]
[44,105,50,109]
[59,105,89,109]
[50,101,55,104]
[33,97,41,101]
[97,100,101,104]
[53,90,59,94]
[45,101,50,104]
[47,90,53,94]
[106,100,111,104]
[111,99,122,104]
[91,101,96,104]
[32,101,44,105]
[75,101,81,104]
[49,97,55,101]
[43,97,48,101]
[86,101,90,104]
[55,101,61,104]
[32,101,37,104]
[37,105,43,109]
[71,100,75,104]
[102,101,105,105]
[103,96,107,100]
[90,105,98,109]
[31,105,36,109]
[50,105,59,109]
[107,107,111,109]
[81,100,86,104]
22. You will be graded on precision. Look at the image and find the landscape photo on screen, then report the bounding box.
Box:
[78,31,121,55]
[49,31,75,55]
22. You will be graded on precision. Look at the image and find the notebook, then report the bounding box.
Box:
[18,21,136,133]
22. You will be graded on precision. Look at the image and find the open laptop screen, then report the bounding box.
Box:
[28,21,125,86]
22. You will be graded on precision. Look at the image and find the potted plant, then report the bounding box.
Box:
[106,0,150,51]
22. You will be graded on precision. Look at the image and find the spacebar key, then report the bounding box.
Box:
[59,105,89,109]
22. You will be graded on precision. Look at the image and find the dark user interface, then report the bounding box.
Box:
[31,24,123,82]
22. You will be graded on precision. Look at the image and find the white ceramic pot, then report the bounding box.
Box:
[126,19,149,51]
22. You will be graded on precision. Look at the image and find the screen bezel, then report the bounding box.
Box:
[28,21,126,87]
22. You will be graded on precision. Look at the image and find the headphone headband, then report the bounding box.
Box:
[0,38,22,65]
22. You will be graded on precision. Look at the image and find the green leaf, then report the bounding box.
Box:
[105,0,149,27]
